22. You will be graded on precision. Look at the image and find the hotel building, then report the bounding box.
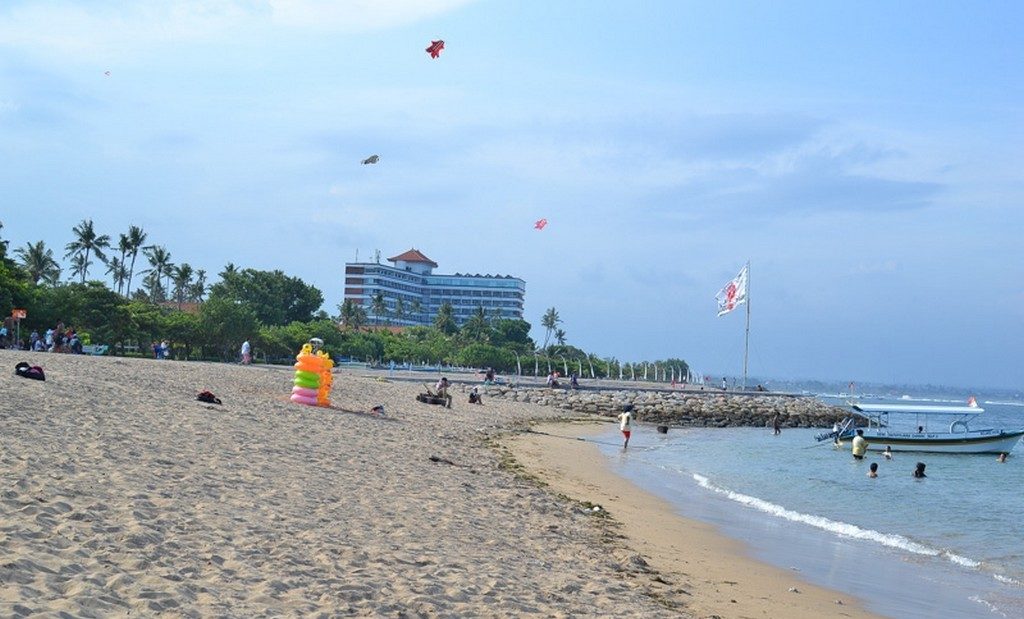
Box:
[343,249,526,326]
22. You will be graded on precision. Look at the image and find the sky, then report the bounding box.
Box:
[1,0,1022,390]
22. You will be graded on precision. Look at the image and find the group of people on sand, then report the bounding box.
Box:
[545,371,580,390]
[8,320,86,354]
[151,340,171,359]
[431,376,486,408]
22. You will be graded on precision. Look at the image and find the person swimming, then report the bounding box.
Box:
[883,446,893,460]
[868,462,878,478]
[913,462,927,478]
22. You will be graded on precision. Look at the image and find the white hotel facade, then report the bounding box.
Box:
[343,249,526,327]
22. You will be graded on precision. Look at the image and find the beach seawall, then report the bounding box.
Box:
[459,385,848,428]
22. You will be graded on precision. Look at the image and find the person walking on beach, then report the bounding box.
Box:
[851,429,868,460]
[618,405,634,449]
[241,340,252,365]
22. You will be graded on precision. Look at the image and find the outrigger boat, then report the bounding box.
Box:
[816,401,1024,454]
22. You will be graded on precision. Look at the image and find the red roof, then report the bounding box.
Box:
[387,248,438,267]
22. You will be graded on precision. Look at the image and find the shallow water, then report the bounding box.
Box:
[596,397,1024,618]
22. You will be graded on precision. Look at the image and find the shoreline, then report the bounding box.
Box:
[504,420,882,619]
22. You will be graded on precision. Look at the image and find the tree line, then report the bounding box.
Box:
[0,220,689,378]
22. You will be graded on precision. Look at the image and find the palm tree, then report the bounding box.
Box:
[189,269,207,302]
[410,299,423,324]
[371,293,387,326]
[64,219,111,283]
[541,307,561,351]
[141,270,165,302]
[394,298,405,324]
[434,302,457,335]
[143,245,173,301]
[555,328,567,346]
[116,234,131,294]
[0,220,7,259]
[461,305,491,343]
[106,256,129,293]
[123,225,147,297]
[350,303,367,330]
[172,263,194,308]
[14,241,61,285]
[338,299,368,330]
[68,252,90,283]
[143,246,173,305]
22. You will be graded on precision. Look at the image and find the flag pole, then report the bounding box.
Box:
[743,261,750,390]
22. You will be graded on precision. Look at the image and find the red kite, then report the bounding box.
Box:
[426,40,444,59]
[534,219,547,230]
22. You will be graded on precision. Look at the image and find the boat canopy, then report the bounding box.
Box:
[851,403,984,415]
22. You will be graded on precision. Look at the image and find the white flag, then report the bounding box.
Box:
[715,264,748,316]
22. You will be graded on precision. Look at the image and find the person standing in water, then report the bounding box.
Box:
[852,429,868,460]
[913,462,927,478]
[618,405,634,449]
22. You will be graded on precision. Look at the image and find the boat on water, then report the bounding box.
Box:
[816,401,1024,454]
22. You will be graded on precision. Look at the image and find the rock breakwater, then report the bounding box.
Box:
[458,384,848,428]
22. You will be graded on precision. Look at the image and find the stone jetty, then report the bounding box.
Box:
[456,383,849,428]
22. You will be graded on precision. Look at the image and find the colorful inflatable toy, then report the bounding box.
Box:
[290,343,333,407]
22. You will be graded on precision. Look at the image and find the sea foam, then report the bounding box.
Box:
[691,473,984,571]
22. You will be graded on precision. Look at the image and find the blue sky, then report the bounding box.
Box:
[2,1,1022,389]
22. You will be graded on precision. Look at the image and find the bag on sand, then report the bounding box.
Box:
[196,390,222,405]
[14,362,45,381]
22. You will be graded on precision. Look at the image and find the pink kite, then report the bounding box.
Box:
[426,40,445,59]
[534,219,547,230]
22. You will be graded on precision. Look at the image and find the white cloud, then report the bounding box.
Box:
[0,0,475,58]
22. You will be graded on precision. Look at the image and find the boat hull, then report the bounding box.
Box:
[840,429,1024,454]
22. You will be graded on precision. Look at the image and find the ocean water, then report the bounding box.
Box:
[595,397,1024,619]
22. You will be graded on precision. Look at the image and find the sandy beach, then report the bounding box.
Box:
[2,350,877,617]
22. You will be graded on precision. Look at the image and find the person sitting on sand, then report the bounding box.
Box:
[913,462,927,478]
[851,429,868,460]
[868,462,878,478]
[468,387,483,405]
[618,405,634,449]
[883,446,893,460]
[435,377,452,408]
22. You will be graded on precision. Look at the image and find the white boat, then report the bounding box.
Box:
[817,402,1024,454]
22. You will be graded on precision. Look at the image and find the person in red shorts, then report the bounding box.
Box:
[618,404,634,449]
